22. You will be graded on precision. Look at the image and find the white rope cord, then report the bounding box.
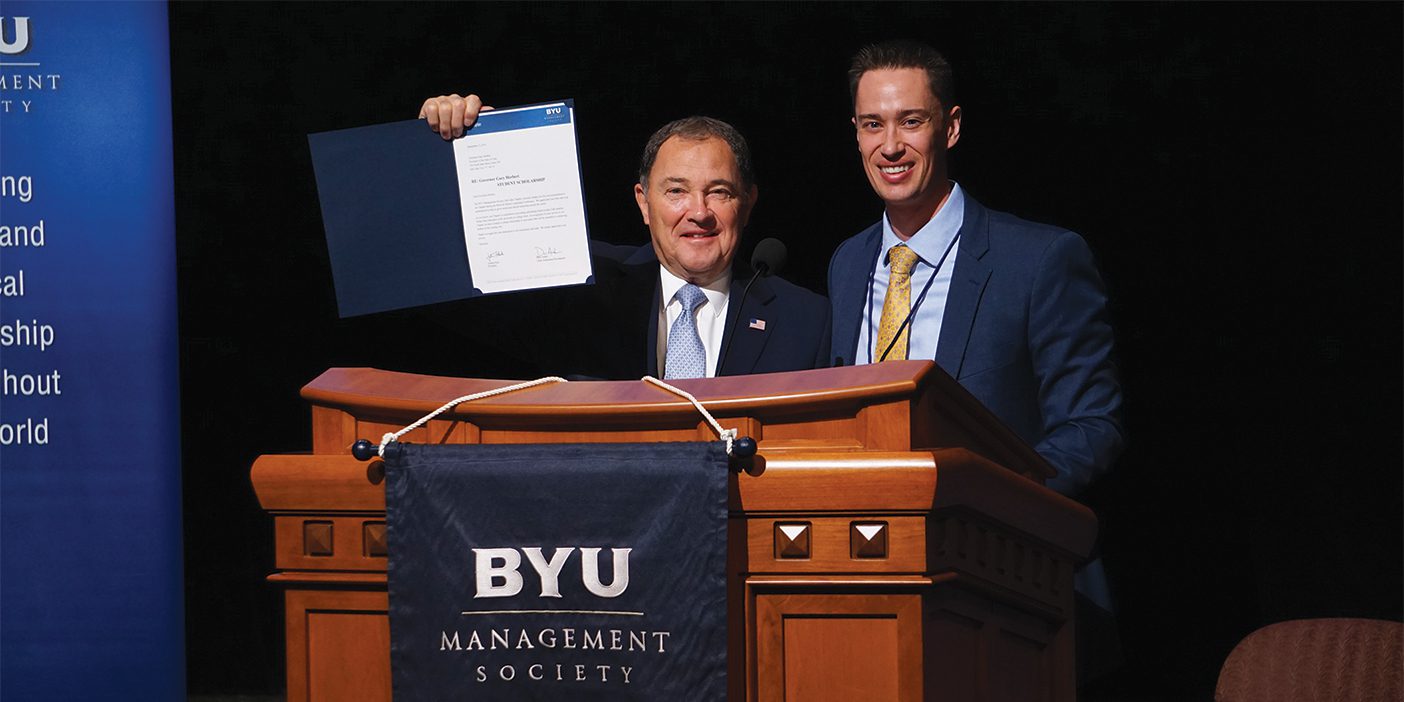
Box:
[641,375,738,455]
[378,376,568,457]
[377,375,738,457]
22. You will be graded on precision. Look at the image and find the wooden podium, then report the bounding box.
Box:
[251,361,1096,701]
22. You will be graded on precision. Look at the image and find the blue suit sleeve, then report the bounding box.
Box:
[1027,231,1125,495]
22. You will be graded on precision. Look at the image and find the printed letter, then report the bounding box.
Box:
[473,548,523,598]
[580,547,631,598]
[0,17,31,56]
[522,546,574,597]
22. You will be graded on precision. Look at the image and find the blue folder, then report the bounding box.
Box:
[309,119,473,317]
[308,100,587,318]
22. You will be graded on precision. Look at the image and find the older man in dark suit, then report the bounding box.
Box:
[419,98,830,380]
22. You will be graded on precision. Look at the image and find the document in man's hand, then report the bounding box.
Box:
[308,100,593,317]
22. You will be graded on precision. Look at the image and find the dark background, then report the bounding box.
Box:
[169,3,1401,699]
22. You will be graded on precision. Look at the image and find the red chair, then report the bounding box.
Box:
[1216,618,1403,702]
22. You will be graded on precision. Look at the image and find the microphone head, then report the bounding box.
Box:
[750,238,787,277]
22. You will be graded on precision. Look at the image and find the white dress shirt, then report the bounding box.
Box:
[656,266,731,378]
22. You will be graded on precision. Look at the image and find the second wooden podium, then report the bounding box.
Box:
[251,361,1097,701]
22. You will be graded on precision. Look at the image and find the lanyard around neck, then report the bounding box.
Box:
[864,232,961,364]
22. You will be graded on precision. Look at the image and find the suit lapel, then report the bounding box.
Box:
[645,280,661,377]
[934,196,991,378]
[831,222,884,365]
[620,245,663,376]
[718,274,777,376]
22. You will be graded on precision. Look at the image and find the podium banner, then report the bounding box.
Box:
[386,442,728,701]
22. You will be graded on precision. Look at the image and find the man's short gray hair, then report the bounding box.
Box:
[638,116,754,191]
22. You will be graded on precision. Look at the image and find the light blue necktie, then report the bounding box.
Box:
[665,284,708,379]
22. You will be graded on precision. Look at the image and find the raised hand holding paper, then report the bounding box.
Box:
[453,101,593,294]
[308,99,593,317]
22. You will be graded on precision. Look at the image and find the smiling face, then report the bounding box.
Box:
[853,67,961,233]
[634,135,757,284]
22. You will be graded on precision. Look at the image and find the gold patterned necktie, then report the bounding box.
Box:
[875,245,919,361]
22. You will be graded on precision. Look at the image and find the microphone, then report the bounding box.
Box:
[716,238,786,376]
[750,237,787,277]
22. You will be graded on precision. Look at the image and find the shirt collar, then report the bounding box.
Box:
[880,181,965,268]
[658,264,730,317]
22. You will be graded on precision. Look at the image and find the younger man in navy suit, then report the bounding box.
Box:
[827,40,1124,679]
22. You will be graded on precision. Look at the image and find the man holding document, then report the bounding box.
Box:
[422,39,1124,680]
[419,95,830,380]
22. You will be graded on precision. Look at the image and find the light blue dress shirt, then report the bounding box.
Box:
[856,183,965,364]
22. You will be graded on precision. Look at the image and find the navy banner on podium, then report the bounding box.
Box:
[0,3,185,699]
[385,442,729,701]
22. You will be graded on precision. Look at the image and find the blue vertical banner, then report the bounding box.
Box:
[0,3,185,699]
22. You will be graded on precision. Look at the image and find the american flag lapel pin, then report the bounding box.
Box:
[749,318,767,331]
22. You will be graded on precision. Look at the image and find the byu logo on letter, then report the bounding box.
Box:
[0,17,31,56]
[546,107,562,115]
[473,547,632,598]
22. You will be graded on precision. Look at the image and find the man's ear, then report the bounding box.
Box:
[945,106,962,149]
[633,183,650,226]
[852,116,861,148]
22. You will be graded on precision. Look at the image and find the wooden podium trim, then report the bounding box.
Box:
[299,363,1055,481]
[753,591,925,702]
[301,364,928,418]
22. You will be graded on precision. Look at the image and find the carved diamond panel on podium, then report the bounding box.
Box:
[304,520,333,557]
[850,521,888,559]
[774,522,811,559]
[363,521,387,557]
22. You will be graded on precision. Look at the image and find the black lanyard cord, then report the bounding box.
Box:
[865,232,961,364]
